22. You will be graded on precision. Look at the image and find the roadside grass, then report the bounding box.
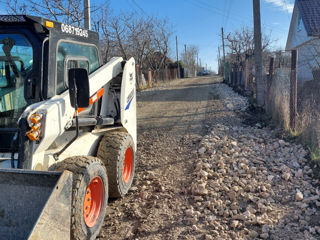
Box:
[310,150,320,163]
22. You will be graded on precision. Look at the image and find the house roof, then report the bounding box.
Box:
[296,0,320,37]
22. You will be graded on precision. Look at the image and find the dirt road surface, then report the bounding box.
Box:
[98,76,229,239]
[98,76,320,240]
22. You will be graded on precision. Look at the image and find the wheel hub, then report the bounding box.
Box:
[83,177,104,227]
[123,147,133,183]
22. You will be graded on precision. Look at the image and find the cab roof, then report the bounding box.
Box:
[0,15,99,46]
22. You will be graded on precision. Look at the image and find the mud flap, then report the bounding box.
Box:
[0,169,73,240]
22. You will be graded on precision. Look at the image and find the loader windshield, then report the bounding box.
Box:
[0,33,33,127]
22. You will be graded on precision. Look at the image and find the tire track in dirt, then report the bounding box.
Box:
[98,76,221,240]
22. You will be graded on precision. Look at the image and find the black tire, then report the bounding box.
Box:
[52,156,108,240]
[97,131,135,198]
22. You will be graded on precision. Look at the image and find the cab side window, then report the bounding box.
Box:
[56,42,99,94]
[64,58,90,88]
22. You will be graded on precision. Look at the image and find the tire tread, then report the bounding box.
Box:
[52,156,107,240]
[97,131,134,198]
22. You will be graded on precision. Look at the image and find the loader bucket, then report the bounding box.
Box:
[0,169,73,240]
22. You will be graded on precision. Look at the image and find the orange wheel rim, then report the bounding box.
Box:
[123,147,133,183]
[83,177,104,227]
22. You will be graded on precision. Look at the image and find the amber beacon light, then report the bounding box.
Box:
[45,20,54,28]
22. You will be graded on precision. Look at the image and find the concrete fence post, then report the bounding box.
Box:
[268,57,274,86]
[290,50,298,131]
[245,58,249,90]
[265,57,274,114]
[148,69,153,88]
[136,64,140,87]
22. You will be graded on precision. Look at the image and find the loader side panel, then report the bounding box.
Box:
[120,58,137,149]
[88,57,123,97]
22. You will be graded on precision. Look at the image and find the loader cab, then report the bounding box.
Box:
[0,16,47,158]
[0,16,101,129]
[0,18,44,129]
[0,15,101,164]
[42,18,101,100]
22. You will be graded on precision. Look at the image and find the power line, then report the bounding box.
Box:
[125,0,141,16]
[222,0,228,25]
[224,0,234,29]
[131,0,147,16]
[185,0,288,35]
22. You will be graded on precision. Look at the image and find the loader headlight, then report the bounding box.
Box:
[27,113,43,141]
[29,114,42,124]
[27,130,40,141]
[30,123,41,132]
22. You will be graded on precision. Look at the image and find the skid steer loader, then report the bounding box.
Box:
[0,15,137,240]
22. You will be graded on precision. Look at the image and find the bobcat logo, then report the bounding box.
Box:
[129,73,133,83]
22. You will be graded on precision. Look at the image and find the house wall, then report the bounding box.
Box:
[297,39,320,84]
[287,6,312,50]
[287,7,320,85]
[291,12,312,48]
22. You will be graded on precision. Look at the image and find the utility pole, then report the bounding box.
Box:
[196,53,199,76]
[197,53,199,68]
[218,46,221,74]
[221,27,226,67]
[84,0,91,30]
[176,36,180,78]
[253,0,264,106]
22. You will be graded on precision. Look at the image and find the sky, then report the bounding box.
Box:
[0,0,295,72]
[108,0,295,72]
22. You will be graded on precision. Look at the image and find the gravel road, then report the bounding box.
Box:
[98,76,320,240]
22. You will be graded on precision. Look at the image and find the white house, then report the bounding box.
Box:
[286,0,320,84]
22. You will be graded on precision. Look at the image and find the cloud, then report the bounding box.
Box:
[264,0,294,13]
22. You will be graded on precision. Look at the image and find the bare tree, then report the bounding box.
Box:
[225,26,272,64]
[5,0,174,83]
[5,0,100,27]
[106,13,172,71]
[123,14,153,67]
[145,18,172,72]
[181,45,199,77]
[108,15,129,60]
[6,0,27,15]
[91,5,113,63]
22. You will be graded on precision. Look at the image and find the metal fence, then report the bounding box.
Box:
[225,50,320,153]
[136,66,183,88]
